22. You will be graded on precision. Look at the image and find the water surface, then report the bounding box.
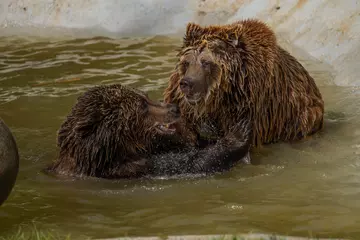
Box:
[0,33,359,239]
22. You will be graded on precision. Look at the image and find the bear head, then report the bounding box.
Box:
[55,84,181,177]
[168,19,277,115]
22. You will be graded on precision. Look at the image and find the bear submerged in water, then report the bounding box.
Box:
[164,19,324,157]
[46,84,251,179]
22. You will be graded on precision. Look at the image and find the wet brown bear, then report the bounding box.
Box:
[46,84,182,179]
[46,84,251,179]
[164,19,324,152]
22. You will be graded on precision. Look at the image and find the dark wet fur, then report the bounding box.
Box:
[164,19,324,149]
[45,84,251,179]
[148,118,251,177]
[45,84,182,179]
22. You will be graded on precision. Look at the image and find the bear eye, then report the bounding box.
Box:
[201,60,211,68]
[181,60,189,68]
[140,99,148,112]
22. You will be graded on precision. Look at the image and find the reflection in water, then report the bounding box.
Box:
[0,35,359,239]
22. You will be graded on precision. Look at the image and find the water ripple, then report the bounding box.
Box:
[1,34,360,239]
[0,35,178,103]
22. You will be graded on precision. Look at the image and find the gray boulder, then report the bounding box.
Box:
[0,118,19,206]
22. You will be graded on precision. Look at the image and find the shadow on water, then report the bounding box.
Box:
[0,32,359,239]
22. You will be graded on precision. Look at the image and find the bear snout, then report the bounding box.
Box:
[179,77,194,94]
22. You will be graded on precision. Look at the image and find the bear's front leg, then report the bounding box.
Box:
[224,118,253,165]
[187,118,252,174]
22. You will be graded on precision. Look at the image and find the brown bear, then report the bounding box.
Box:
[46,84,182,179]
[45,84,251,179]
[164,19,324,151]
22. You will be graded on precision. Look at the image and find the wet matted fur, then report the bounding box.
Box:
[164,19,324,148]
[45,84,251,179]
[46,84,182,179]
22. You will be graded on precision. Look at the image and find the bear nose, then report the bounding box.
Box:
[179,77,193,90]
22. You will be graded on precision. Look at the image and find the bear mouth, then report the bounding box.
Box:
[154,122,177,134]
[185,94,202,105]
[186,98,200,105]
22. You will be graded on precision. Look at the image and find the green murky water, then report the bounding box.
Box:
[0,32,359,239]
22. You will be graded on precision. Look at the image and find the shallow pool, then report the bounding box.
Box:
[0,33,359,239]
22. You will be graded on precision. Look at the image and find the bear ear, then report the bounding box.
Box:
[209,39,228,50]
[227,32,240,48]
[226,34,246,51]
[231,38,239,47]
[209,38,240,51]
[183,22,204,46]
[209,31,243,51]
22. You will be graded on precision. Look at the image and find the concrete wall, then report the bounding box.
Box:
[0,0,359,86]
